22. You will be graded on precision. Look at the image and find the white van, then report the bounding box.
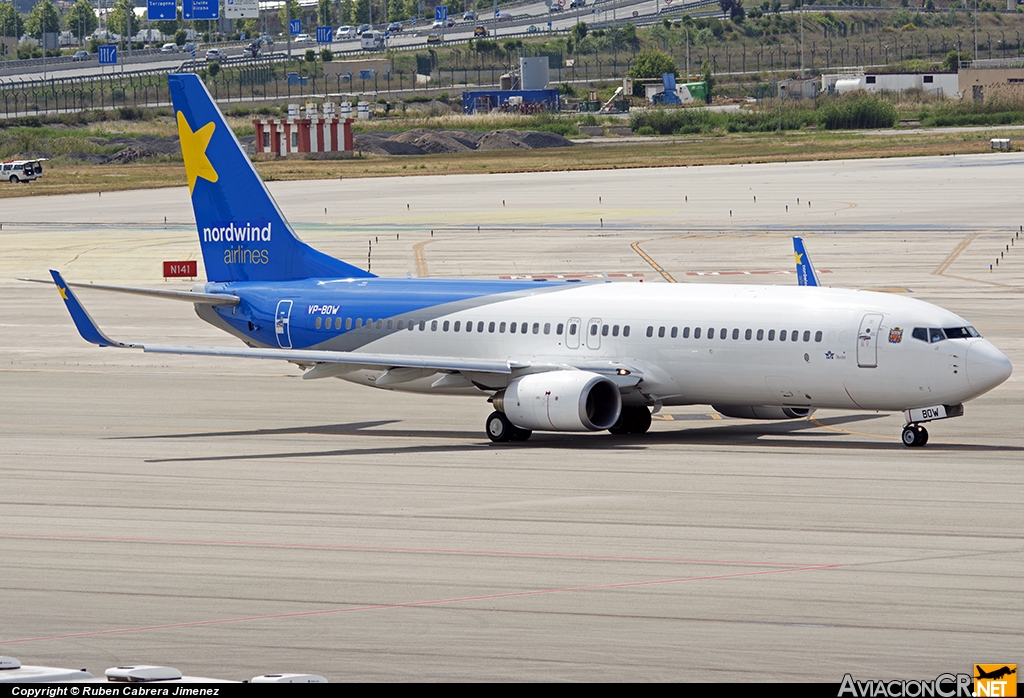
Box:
[361,30,384,51]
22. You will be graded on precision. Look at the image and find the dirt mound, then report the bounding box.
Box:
[476,130,530,150]
[106,144,160,164]
[352,128,571,156]
[106,135,180,155]
[516,131,573,149]
[392,129,473,154]
[353,133,426,156]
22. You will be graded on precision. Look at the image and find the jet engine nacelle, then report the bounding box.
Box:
[713,405,816,420]
[497,371,622,431]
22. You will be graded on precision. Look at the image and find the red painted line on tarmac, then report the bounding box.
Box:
[0,563,838,646]
[0,532,824,568]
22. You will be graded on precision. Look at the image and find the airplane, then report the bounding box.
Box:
[41,73,1013,447]
[976,666,1017,681]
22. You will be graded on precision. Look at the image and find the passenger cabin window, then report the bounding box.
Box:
[489,322,495,333]
[745,329,752,340]
[544,323,551,334]
[336,318,343,330]
[720,328,727,340]
[431,321,438,331]
[768,330,775,341]
[779,330,787,341]
[499,322,506,333]
[803,331,810,342]
[658,326,665,338]
[315,317,322,329]
[646,326,654,338]
[670,327,678,338]
[557,323,564,335]
[757,329,764,341]
[814,331,822,342]
[623,326,630,337]
[732,329,739,340]
[707,327,714,339]
[683,327,690,339]
[532,323,539,334]
[694,327,702,339]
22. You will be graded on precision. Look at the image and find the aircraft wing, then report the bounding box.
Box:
[49,270,643,384]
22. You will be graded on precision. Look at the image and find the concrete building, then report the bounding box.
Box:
[958,59,1024,102]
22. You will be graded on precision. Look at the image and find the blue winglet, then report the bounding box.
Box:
[793,237,820,287]
[50,270,127,348]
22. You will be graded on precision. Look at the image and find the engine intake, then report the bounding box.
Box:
[713,405,815,420]
[496,371,622,432]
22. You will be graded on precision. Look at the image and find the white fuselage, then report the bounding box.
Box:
[304,283,1008,412]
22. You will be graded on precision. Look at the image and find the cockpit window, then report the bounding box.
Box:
[912,326,980,343]
[943,326,981,339]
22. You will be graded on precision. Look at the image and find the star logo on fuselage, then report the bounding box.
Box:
[176,111,218,194]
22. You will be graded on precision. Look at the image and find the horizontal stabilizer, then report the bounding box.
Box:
[22,277,238,305]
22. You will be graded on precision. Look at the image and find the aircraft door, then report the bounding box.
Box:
[566,317,581,349]
[275,300,293,349]
[586,318,602,350]
[857,313,883,368]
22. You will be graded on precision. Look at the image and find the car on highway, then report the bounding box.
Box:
[294,33,313,43]
[160,42,178,53]
[182,42,197,55]
[431,19,445,29]
[473,25,489,36]
[549,3,563,12]
[463,10,476,20]
[71,50,90,61]
[335,25,356,40]
[356,23,371,35]
[387,21,402,33]
[426,33,442,45]
[569,0,586,7]
[205,48,225,61]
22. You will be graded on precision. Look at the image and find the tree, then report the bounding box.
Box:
[941,49,971,71]
[318,0,335,26]
[67,0,100,42]
[568,21,587,53]
[108,0,139,41]
[153,8,182,37]
[26,0,61,40]
[719,0,738,16]
[701,59,714,102]
[0,3,26,46]
[627,48,677,95]
[621,22,640,53]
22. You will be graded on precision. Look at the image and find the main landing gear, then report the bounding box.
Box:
[608,406,652,435]
[901,424,929,448]
[486,411,533,443]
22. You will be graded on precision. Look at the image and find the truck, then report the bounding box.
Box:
[361,30,385,51]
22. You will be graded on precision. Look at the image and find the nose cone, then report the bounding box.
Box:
[966,341,1013,396]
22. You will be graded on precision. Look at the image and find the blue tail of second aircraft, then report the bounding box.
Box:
[169,73,374,283]
[793,237,820,287]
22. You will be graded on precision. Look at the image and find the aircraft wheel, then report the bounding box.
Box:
[630,406,652,434]
[608,408,634,435]
[487,411,514,443]
[901,425,928,448]
[509,426,533,442]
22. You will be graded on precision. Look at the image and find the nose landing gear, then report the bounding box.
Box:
[901,424,929,448]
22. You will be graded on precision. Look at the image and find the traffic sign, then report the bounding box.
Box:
[183,0,219,20]
[558,0,565,6]
[147,0,175,21]
[632,10,638,16]
[435,6,447,21]
[316,26,332,43]
[97,45,117,64]
[290,19,302,34]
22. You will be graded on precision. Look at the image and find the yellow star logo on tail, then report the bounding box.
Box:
[176,111,218,194]
[58,285,68,300]
[794,252,804,266]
